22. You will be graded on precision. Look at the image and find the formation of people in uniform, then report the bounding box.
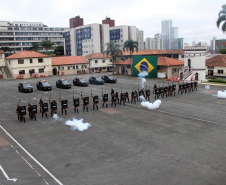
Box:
[16,81,198,123]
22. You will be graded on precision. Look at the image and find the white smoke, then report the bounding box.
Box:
[53,114,63,121]
[65,118,91,131]
[217,90,226,98]
[205,85,210,90]
[139,95,161,110]
[138,71,148,89]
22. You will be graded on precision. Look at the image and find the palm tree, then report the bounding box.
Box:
[217,4,226,32]
[123,39,138,75]
[104,41,122,74]
[39,40,54,53]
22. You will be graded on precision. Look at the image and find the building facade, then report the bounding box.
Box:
[0,21,67,54]
[5,51,52,79]
[137,29,144,50]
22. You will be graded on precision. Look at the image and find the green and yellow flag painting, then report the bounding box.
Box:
[132,56,158,78]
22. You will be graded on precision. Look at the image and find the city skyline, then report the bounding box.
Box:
[0,0,225,46]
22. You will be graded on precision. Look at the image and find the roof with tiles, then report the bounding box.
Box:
[122,49,184,56]
[116,57,184,66]
[0,50,5,54]
[51,56,88,66]
[85,53,111,59]
[206,55,226,67]
[5,51,50,59]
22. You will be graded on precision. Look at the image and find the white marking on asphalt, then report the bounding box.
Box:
[0,125,63,185]
[0,165,17,182]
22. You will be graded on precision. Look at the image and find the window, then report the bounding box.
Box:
[38,58,43,63]
[127,65,131,68]
[218,70,224,74]
[172,68,177,74]
[39,68,44,73]
[18,59,24,64]
[76,66,78,69]
[102,59,105,63]
[67,66,70,70]
[73,66,75,69]
[19,70,25,74]
[81,65,84,68]
[29,69,35,74]
[95,60,98,63]
[110,59,112,62]
[61,67,64,70]
[58,67,60,70]
[30,59,33,63]
[8,60,10,65]
[85,65,87,68]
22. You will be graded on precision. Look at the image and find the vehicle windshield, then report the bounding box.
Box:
[107,76,114,80]
[80,79,86,82]
[42,82,50,86]
[23,83,31,87]
[62,80,69,84]
[96,77,102,81]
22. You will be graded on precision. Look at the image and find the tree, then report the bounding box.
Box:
[30,43,40,52]
[104,41,122,74]
[53,45,64,56]
[0,47,10,52]
[39,40,54,52]
[123,40,138,75]
[217,4,226,33]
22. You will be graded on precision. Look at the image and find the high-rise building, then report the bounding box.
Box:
[144,37,163,50]
[161,19,183,50]
[69,16,84,28]
[102,17,115,27]
[0,21,67,54]
[64,17,138,56]
[137,29,144,50]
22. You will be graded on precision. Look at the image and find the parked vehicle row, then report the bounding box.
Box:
[18,75,117,93]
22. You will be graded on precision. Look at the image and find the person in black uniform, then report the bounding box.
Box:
[49,99,57,116]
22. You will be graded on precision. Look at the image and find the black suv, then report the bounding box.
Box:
[36,80,52,91]
[73,77,88,87]
[101,75,117,83]
[89,76,104,85]
[56,79,71,89]
[18,82,33,93]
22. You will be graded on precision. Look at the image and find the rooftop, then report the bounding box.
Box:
[51,56,88,65]
[206,55,226,67]
[5,51,50,59]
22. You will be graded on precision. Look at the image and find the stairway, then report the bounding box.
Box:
[3,66,13,80]
[179,66,192,81]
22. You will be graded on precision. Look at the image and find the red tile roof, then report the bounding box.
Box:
[157,57,184,66]
[122,49,184,56]
[206,55,226,67]
[5,51,50,59]
[85,53,111,59]
[0,50,5,54]
[116,57,184,66]
[116,58,131,65]
[52,56,88,65]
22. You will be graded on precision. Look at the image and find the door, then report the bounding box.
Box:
[208,70,213,76]
[195,72,199,81]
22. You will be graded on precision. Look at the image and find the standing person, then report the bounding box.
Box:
[59,98,68,115]
[91,91,99,110]
[102,88,108,108]
[81,93,89,112]
[49,99,57,116]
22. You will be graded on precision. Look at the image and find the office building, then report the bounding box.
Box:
[0,21,67,54]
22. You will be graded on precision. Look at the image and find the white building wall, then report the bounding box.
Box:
[129,26,137,41]
[70,28,76,56]
[101,24,110,53]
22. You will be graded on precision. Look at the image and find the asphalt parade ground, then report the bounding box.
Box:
[0,73,226,185]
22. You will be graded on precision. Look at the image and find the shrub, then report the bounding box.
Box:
[209,79,226,83]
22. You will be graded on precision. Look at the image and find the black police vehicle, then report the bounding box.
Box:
[18,82,33,93]
[36,80,52,91]
[56,79,71,89]
[101,75,117,83]
[73,77,89,87]
[89,76,104,85]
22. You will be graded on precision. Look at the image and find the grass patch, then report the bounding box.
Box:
[203,81,226,85]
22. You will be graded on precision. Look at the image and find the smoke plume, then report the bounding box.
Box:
[53,114,63,121]
[205,85,210,90]
[217,90,226,98]
[65,118,91,131]
[139,95,161,110]
[138,71,148,89]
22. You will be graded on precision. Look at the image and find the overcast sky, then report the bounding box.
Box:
[0,0,225,45]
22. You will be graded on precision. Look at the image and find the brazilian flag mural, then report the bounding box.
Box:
[132,56,158,78]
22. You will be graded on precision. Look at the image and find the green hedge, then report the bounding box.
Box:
[209,79,226,83]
